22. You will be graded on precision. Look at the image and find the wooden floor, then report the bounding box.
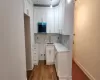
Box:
[72,61,90,80]
[28,61,58,80]
[27,60,90,80]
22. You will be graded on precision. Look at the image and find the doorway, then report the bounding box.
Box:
[24,14,32,80]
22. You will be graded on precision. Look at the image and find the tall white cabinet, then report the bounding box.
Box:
[62,0,74,35]
[58,0,74,35]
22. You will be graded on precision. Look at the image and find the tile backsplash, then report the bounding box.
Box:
[34,33,61,44]
[35,33,70,48]
[34,33,70,60]
[61,35,70,49]
[34,33,61,60]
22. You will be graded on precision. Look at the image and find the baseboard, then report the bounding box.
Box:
[46,62,54,65]
[74,58,96,80]
[58,76,72,80]
[27,70,32,80]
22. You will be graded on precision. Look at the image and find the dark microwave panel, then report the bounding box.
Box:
[38,22,47,33]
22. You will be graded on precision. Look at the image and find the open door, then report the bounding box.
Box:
[24,14,32,80]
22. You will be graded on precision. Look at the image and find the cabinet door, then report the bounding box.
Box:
[55,52,58,72]
[54,7,59,33]
[57,52,71,78]
[46,48,50,64]
[33,50,39,65]
[63,0,74,35]
[58,1,64,34]
[33,44,39,65]
[24,0,27,14]
[47,9,55,33]
[47,50,54,63]
[46,45,55,64]
[50,48,55,62]
[33,51,38,60]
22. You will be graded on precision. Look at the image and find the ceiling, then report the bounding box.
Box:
[33,0,59,5]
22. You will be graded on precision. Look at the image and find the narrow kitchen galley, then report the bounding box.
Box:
[24,0,73,80]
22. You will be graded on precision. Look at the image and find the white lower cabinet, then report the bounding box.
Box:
[55,51,58,72]
[46,44,55,65]
[33,44,39,65]
[55,51,72,80]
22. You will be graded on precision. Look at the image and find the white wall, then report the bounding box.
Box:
[0,0,26,80]
[74,0,100,80]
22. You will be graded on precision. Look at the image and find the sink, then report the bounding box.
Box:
[46,43,53,44]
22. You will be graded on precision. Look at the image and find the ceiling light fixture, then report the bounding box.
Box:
[50,0,52,8]
[50,4,52,8]
[67,0,72,4]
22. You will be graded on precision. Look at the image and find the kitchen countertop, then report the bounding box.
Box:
[54,43,70,52]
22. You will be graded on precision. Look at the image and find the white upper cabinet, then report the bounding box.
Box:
[46,8,55,33]
[34,7,59,33]
[33,0,74,34]
[47,8,59,33]
[62,0,74,35]
[58,0,65,34]
[24,0,33,16]
[57,0,74,35]
[24,0,29,16]
[54,7,59,33]
[33,8,48,33]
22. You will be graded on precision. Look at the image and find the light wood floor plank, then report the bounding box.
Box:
[29,61,58,80]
